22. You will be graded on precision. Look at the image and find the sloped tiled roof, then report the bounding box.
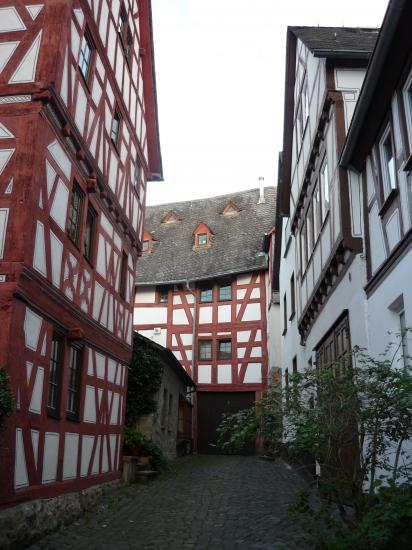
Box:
[290,26,378,57]
[136,187,276,285]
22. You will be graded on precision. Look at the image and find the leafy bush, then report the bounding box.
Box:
[141,439,169,472]
[123,426,146,455]
[0,367,13,431]
[215,388,283,454]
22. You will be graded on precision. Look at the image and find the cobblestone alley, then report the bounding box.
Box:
[30,455,311,550]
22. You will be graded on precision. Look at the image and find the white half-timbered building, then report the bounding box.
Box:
[274,26,378,387]
[134,188,279,452]
[340,0,412,385]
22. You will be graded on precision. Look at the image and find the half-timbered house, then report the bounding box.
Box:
[274,27,378,386]
[0,0,162,505]
[134,187,278,452]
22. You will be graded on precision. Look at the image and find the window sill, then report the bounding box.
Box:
[66,414,81,423]
[379,188,398,217]
[47,409,61,420]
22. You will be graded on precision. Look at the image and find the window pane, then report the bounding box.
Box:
[218,339,231,359]
[119,252,128,298]
[313,183,320,238]
[200,288,213,302]
[79,36,92,81]
[383,133,396,195]
[67,346,82,417]
[84,205,96,261]
[198,233,207,245]
[48,335,63,414]
[142,240,149,252]
[111,110,121,146]
[321,161,329,222]
[198,340,212,360]
[158,286,168,303]
[218,284,231,301]
[67,184,84,247]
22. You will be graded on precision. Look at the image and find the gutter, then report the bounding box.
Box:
[340,0,405,168]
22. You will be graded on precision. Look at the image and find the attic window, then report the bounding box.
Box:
[193,223,212,249]
[221,201,240,217]
[161,211,179,224]
[142,240,149,252]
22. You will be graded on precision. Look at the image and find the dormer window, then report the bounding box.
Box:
[141,229,155,255]
[197,233,207,246]
[161,211,179,224]
[221,201,240,217]
[193,223,212,248]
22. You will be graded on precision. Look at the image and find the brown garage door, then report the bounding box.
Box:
[197,391,256,454]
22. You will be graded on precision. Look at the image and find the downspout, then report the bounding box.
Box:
[185,281,197,382]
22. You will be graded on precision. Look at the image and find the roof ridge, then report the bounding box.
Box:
[146,186,277,210]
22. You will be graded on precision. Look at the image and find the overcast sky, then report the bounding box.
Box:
[147,0,389,206]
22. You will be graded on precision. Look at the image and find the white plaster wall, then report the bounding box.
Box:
[218,304,231,323]
[367,247,412,357]
[135,286,156,304]
[198,364,211,384]
[138,328,167,348]
[199,306,212,324]
[133,306,167,325]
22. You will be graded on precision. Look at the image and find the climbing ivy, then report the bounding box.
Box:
[124,333,164,426]
[0,367,13,432]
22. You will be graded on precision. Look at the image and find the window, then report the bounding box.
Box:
[316,315,350,371]
[198,340,212,361]
[157,286,168,303]
[283,293,287,335]
[142,240,149,253]
[47,334,64,417]
[84,204,96,262]
[380,126,396,199]
[134,160,141,190]
[200,287,213,303]
[320,158,329,223]
[118,4,132,64]
[303,84,309,124]
[197,233,207,246]
[119,252,128,299]
[79,33,93,83]
[313,181,321,239]
[290,274,295,319]
[300,222,307,270]
[111,109,121,148]
[67,182,84,247]
[403,74,412,148]
[218,283,232,301]
[218,339,232,359]
[306,204,313,261]
[67,345,83,420]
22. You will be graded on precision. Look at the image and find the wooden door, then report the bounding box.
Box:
[197,391,256,454]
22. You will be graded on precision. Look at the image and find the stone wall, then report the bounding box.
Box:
[0,479,121,550]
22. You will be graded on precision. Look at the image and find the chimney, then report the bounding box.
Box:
[258,177,265,204]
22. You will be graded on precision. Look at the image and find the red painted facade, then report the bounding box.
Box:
[0,0,161,505]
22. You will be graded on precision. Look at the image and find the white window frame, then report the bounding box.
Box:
[379,124,397,200]
[402,70,412,150]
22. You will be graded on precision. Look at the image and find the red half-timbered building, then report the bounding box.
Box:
[134,188,277,452]
[0,0,162,505]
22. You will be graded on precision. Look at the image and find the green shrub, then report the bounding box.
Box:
[0,367,13,431]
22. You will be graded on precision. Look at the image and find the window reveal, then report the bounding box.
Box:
[111,109,121,148]
[119,252,128,299]
[320,158,329,223]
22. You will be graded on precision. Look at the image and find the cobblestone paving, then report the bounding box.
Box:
[32,455,312,550]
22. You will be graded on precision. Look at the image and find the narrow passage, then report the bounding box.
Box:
[32,455,311,550]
